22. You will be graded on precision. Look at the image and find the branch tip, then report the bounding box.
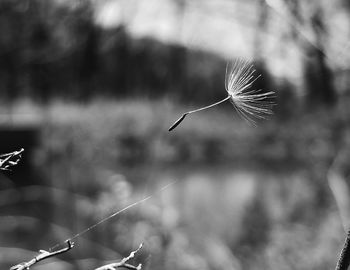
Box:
[95,243,143,270]
[10,240,74,270]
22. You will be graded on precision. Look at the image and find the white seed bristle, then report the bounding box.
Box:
[225,59,275,125]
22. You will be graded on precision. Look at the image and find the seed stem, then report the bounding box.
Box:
[187,95,231,114]
[168,96,230,131]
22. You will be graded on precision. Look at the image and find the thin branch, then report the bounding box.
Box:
[10,240,74,270]
[95,243,143,270]
[0,148,24,171]
[327,149,350,232]
[335,230,350,270]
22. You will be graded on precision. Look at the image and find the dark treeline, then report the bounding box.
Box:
[0,0,339,110]
[0,0,229,103]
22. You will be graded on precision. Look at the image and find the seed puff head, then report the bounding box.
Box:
[225,59,275,124]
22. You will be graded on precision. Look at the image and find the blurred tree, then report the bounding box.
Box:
[26,4,51,103]
[253,0,269,61]
[77,9,99,100]
[304,4,336,107]
[285,0,302,41]
[56,1,98,100]
[0,1,24,100]
[171,0,187,99]
[108,26,129,96]
[286,0,336,107]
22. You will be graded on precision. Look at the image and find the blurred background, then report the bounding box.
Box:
[1,0,350,269]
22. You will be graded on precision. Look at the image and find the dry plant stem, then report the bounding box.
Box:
[168,96,230,131]
[95,243,143,270]
[0,148,24,171]
[10,240,74,270]
[336,230,350,270]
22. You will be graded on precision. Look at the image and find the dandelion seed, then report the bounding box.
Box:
[225,59,275,125]
[168,59,275,131]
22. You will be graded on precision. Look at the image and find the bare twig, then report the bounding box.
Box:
[326,130,350,269]
[0,148,24,171]
[335,230,350,270]
[10,240,74,270]
[95,243,143,270]
[327,155,350,232]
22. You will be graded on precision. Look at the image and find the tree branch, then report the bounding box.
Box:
[335,230,350,270]
[95,243,143,270]
[10,240,74,270]
[0,148,24,171]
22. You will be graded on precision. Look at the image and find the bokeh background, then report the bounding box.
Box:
[1,0,350,269]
